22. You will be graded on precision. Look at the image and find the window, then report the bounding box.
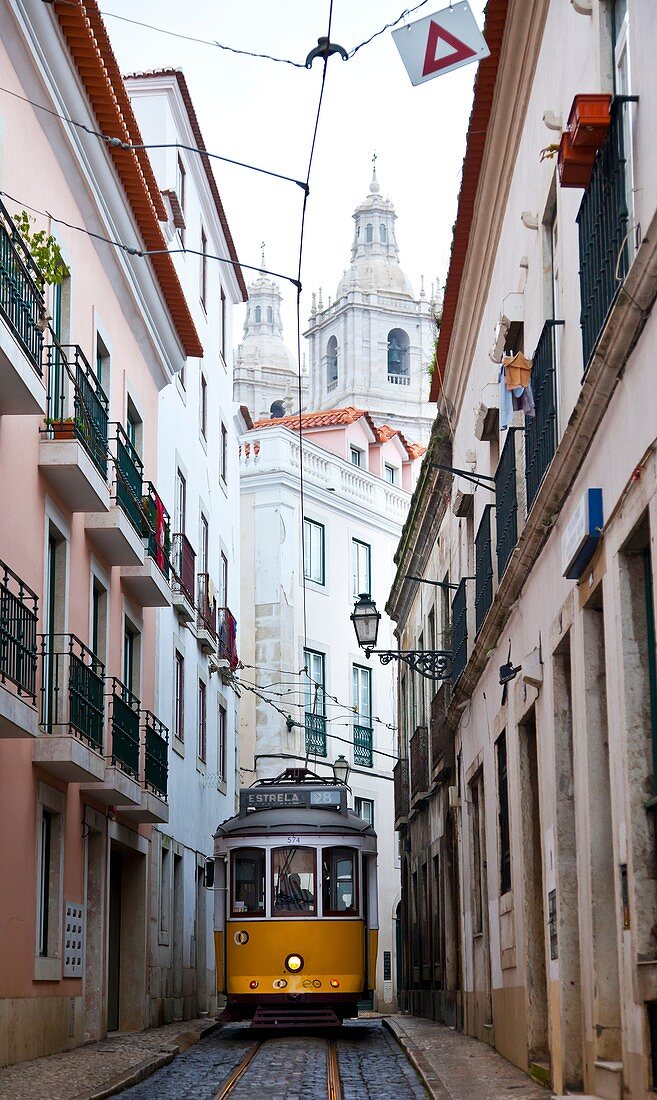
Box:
[322,847,358,915]
[220,552,228,609]
[200,374,207,439]
[255,305,262,323]
[272,847,316,914]
[327,336,338,388]
[126,410,137,450]
[37,809,52,956]
[380,224,387,243]
[270,400,285,418]
[366,223,373,243]
[303,518,325,585]
[384,463,397,484]
[497,732,511,894]
[199,514,209,575]
[91,579,107,663]
[35,783,64,976]
[231,848,265,916]
[200,226,207,308]
[220,288,227,360]
[350,446,363,468]
[218,702,226,783]
[354,797,374,827]
[267,306,273,323]
[220,422,228,483]
[95,333,109,390]
[175,469,186,535]
[198,679,207,762]
[123,621,138,694]
[351,538,371,597]
[303,648,326,718]
[176,155,186,246]
[174,651,185,742]
[387,328,410,380]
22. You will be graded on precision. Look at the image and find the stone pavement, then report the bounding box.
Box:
[0,1017,219,1100]
[384,1015,549,1099]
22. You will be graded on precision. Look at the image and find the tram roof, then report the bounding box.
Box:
[214,806,376,839]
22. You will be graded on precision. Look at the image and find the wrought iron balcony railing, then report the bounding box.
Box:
[43,342,109,477]
[525,320,564,511]
[171,532,196,605]
[394,757,409,824]
[197,572,217,637]
[577,96,637,372]
[40,633,104,750]
[142,482,171,580]
[108,677,140,778]
[495,428,520,580]
[410,725,429,800]
[142,710,168,799]
[217,606,238,669]
[353,723,373,768]
[475,504,494,635]
[113,423,144,533]
[305,711,327,757]
[451,578,468,685]
[0,197,45,371]
[0,559,38,702]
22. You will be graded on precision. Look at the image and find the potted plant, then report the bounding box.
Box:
[44,416,81,440]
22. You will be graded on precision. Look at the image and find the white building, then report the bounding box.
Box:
[125,70,247,1023]
[239,408,424,1010]
[304,171,437,445]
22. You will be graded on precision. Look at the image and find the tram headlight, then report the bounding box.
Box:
[249,980,259,989]
[330,979,340,988]
[285,953,304,973]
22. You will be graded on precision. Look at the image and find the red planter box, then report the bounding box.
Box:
[567,93,612,149]
[558,130,596,188]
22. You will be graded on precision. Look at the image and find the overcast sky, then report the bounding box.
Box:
[103,0,486,360]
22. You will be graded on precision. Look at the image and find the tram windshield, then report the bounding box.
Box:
[231,848,265,915]
[272,847,316,915]
[322,847,358,915]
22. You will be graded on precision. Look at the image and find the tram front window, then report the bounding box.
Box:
[272,847,316,915]
[231,848,265,915]
[322,847,358,915]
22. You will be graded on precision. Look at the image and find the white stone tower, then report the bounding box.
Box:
[233,256,307,420]
[304,169,436,444]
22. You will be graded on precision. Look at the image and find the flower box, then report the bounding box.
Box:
[567,93,612,149]
[558,130,596,188]
[46,418,77,440]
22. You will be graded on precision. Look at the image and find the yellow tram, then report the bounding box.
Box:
[211,768,378,1026]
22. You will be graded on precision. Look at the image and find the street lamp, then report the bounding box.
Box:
[350,593,453,682]
[332,754,351,785]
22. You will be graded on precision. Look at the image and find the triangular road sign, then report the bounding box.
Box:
[422,20,477,78]
[392,1,489,87]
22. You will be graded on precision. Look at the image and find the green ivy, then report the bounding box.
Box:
[13,211,69,285]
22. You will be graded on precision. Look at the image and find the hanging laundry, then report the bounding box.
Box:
[499,363,523,431]
[503,351,532,390]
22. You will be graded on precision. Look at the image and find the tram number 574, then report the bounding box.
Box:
[287,835,301,844]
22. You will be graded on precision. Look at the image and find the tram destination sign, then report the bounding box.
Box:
[240,786,346,815]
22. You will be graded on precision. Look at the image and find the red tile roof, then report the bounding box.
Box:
[54,0,203,359]
[252,407,425,461]
[124,68,248,303]
[429,0,509,402]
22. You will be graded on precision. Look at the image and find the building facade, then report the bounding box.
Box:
[124,69,247,1025]
[389,1,657,1097]
[239,409,423,1011]
[304,171,437,445]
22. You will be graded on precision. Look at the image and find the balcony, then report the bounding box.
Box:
[474,505,494,635]
[86,426,145,566]
[431,682,453,777]
[171,533,196,623]
[495,428,520,580]
[82,678,141,805]
[121,482,172,608]
[39,343,110,513]
[353,723,373,768]
[0,198,47,415]
[0,559,38,737]
[525,320,564,511]
[410,725,429,805]
[451,578,468,685]
[305,712,327,757]
[196,572,217,653]
[217,606,238,670]
[34,634,105,782]
[121,710,169,824]
[394,758,409,829]
[578,97,636,371]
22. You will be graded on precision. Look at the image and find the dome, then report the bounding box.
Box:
[335,170,414,300]
[235,272,296,375]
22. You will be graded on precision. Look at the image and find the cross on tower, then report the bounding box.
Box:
[260,241,266,269]
[372,152,377,171]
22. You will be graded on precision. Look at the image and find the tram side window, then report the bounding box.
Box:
[322,847,358,916]
[272,847,316,915]
[231,848,265,916]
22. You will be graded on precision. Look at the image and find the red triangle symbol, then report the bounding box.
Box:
[422,20,477,77]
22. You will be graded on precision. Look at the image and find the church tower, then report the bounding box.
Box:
[304,168,436,444]
[233,260,307,420]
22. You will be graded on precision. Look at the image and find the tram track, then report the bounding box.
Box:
[212,1036,343,1100]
